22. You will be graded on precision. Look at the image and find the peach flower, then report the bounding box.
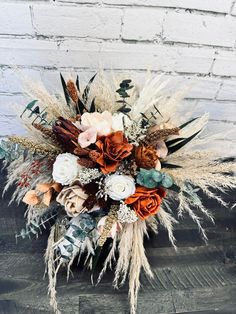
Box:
[78,127,97,148]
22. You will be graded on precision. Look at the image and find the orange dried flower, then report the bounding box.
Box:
[67,80,79,103]
[95,131,133,174]
[23,183,62,207]
[135,145,158,169]
[125,186,166,220]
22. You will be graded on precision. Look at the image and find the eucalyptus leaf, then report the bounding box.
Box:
[26,100,38,110]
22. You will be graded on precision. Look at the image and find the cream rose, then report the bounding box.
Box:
[80,111,113,136]
[52,153,80,185]
[105,174,136,201]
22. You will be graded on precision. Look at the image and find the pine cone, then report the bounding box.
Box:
[135,145,158,169]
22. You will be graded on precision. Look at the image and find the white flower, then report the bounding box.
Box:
[105,174,135,201]
[112,112,132,132]
[52,153,80,185]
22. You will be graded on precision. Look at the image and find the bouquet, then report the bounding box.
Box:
[1,72,235,314]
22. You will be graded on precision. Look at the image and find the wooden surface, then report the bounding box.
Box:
[0,164,236,314]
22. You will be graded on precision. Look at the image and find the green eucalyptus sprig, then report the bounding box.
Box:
[116,79,133,114]
[136,168,180,192]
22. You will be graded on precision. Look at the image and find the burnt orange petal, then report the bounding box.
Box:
[51,183,62,193]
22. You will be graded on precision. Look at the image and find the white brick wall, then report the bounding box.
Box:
[0,0,235,154]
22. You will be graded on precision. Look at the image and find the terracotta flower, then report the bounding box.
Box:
[135,145,158,169]
[23,183,62,207]
[95,131,133,174]
[125,186,166,220]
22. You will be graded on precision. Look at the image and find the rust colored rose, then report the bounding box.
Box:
[125,186,166,220]
[95,131,133,174]
[135,145,158,169]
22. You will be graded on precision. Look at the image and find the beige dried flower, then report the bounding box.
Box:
[56,185,88,217]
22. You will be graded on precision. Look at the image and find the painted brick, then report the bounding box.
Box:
[32,4,122,39]
[232,3,236,16]
[195,100,236,121]
[0,94,27,116]
[0,39,59,67]
[213,51,236,77]
[173,77,221,99]
[122,8,165,40]
[217,80,236,101]
[0,69,41,94]
[57,40,215,73]
[103,0,232,13]
[0,115,25,137]
[0,3,33,35]
[163,12,236,47]
[58,0,99,3]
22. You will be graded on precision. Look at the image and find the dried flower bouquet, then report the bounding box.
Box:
[1,72,235,314]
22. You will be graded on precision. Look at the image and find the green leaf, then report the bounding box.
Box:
[90,98,96,113]
[118,105,131,113]
[82,73,97,103]
[153,105,163,118]
[26,100,38,110]
[76,75,80,92]
[179,117,199,130]
[140,112,149,120]
[60,73,71,106]
[0,147,6,159]
[168,184,181,193]
[166,137,186,147]
[77,98,87,115]
[161,163,182,169]
[168,130,201,155]
[120,79,132,86]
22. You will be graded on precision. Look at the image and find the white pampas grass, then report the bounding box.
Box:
[158,207,178,249]
[130,75,170,121]
[114,221,153,314]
